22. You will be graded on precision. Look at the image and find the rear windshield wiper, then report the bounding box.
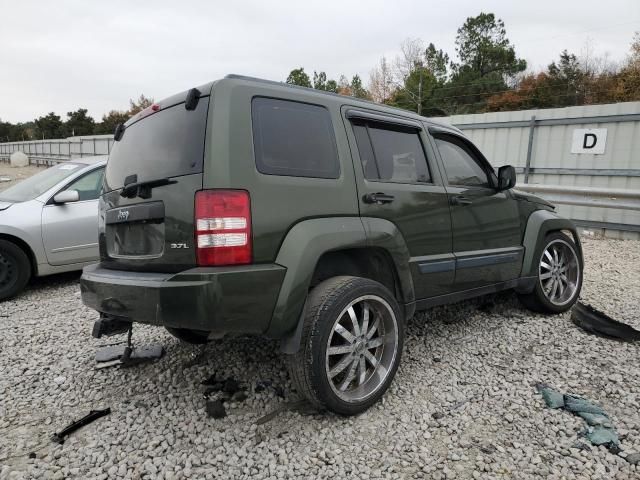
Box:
[120,175,177,199]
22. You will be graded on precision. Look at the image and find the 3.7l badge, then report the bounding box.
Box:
[170,243,189,249]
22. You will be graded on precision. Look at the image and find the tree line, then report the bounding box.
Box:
[0,95,154,143]
[2,12,639,142]
[286,13,640,116]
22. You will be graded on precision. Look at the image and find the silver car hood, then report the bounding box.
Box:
[0,201,12,211]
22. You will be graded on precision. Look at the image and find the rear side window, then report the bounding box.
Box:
[104,97,210,192]
[252,97,340,179]
[352,121,431,183]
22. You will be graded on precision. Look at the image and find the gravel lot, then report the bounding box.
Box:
[1,238,639,480]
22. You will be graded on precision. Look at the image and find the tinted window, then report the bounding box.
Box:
[104,97,210,192]
[252,97,339,178]
[435,136,490,187]
[67,167,104,201]
[352,122,430,183]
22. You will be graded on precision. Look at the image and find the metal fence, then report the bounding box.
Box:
[445,101,640,239]
[0,135,113,166]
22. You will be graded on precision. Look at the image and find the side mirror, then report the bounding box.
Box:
[497,165,516,191]
[53,190,80,204]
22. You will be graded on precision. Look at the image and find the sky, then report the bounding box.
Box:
[1,0,639,123]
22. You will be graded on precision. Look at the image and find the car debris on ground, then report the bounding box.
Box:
[2,238,639,479]
[51,408,111,444]
[571,301,640,342]
[537,384,623,454]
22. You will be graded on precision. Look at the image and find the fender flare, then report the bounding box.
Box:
[271,216,415,352]
[520,209,583,279]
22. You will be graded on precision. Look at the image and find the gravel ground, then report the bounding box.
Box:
[1,238,639,480]
[0,164,47,192]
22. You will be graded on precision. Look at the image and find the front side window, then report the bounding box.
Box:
[434,135,490,187]
[352,121,431,183]
[66,167,104,201]
[252,97,340,179]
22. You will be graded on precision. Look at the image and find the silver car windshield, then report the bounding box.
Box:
[0,163,84,203]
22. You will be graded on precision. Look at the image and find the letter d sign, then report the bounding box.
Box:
[571,128,607,154]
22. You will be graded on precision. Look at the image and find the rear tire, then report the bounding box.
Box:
[0,239,31,301]
[165,327,210,344]
[286,276,404,415]
[518,231,583,314]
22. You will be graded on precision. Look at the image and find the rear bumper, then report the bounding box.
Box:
[80,263,286,334]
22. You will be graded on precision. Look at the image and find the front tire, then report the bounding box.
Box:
[0,240,31,301]
[287,276,404,415]
[518,232,583,314]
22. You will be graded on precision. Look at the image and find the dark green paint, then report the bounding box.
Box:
[80,75,583,342]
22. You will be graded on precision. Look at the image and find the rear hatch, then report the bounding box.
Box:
[100,88,211,272]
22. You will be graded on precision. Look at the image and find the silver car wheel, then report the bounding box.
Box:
[325,295,398,403]
[539,239,580,306]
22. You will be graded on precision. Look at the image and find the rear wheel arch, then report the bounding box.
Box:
[310,247,403,304]
[273,217,415,352]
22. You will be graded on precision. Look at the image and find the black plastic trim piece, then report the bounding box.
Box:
[415,278,527,310]
[113,123,125,141]
[456,251,521,269]
[346,109,423,130]
[418,259,456,274]
[185,88,201,111]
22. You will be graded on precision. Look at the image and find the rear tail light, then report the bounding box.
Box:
[194,190,252,266]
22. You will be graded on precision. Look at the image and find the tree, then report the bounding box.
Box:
[34,113,66,139]
[611,32,640,101]
[394,37,425,83]
[312,71,338,92]
[286,68,312,88]
[389,66,439,115]
[65,108,95,137]
[94,110,129,135]
[453,12,526,79]
[336,75,370,99]
[349,75,369,99]
[434,13,527,113]
[369,57,395,103]
[128,94,154,116]
[425,43,449,83]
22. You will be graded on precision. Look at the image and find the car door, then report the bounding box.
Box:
[343,108,454,300]
[41,166,104,266]
[429,131,523,290]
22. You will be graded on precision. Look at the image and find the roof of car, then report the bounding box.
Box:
[71,155,108,166]
[222,74,461,134]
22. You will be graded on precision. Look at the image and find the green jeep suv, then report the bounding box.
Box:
[81,75,583,415]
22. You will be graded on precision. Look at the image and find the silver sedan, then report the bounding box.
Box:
[0,156,106,300]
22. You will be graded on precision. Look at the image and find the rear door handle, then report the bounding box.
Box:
[363,192,395,204]
[450,195,472,206]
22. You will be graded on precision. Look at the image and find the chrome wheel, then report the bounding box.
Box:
[325,295,398,403]
[539,239,580,306]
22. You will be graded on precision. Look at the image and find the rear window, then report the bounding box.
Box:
[251,97,340,179]
[104,97,210,192]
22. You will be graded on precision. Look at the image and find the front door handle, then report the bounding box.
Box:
[450,195,472,206]
[363,192,395,204]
